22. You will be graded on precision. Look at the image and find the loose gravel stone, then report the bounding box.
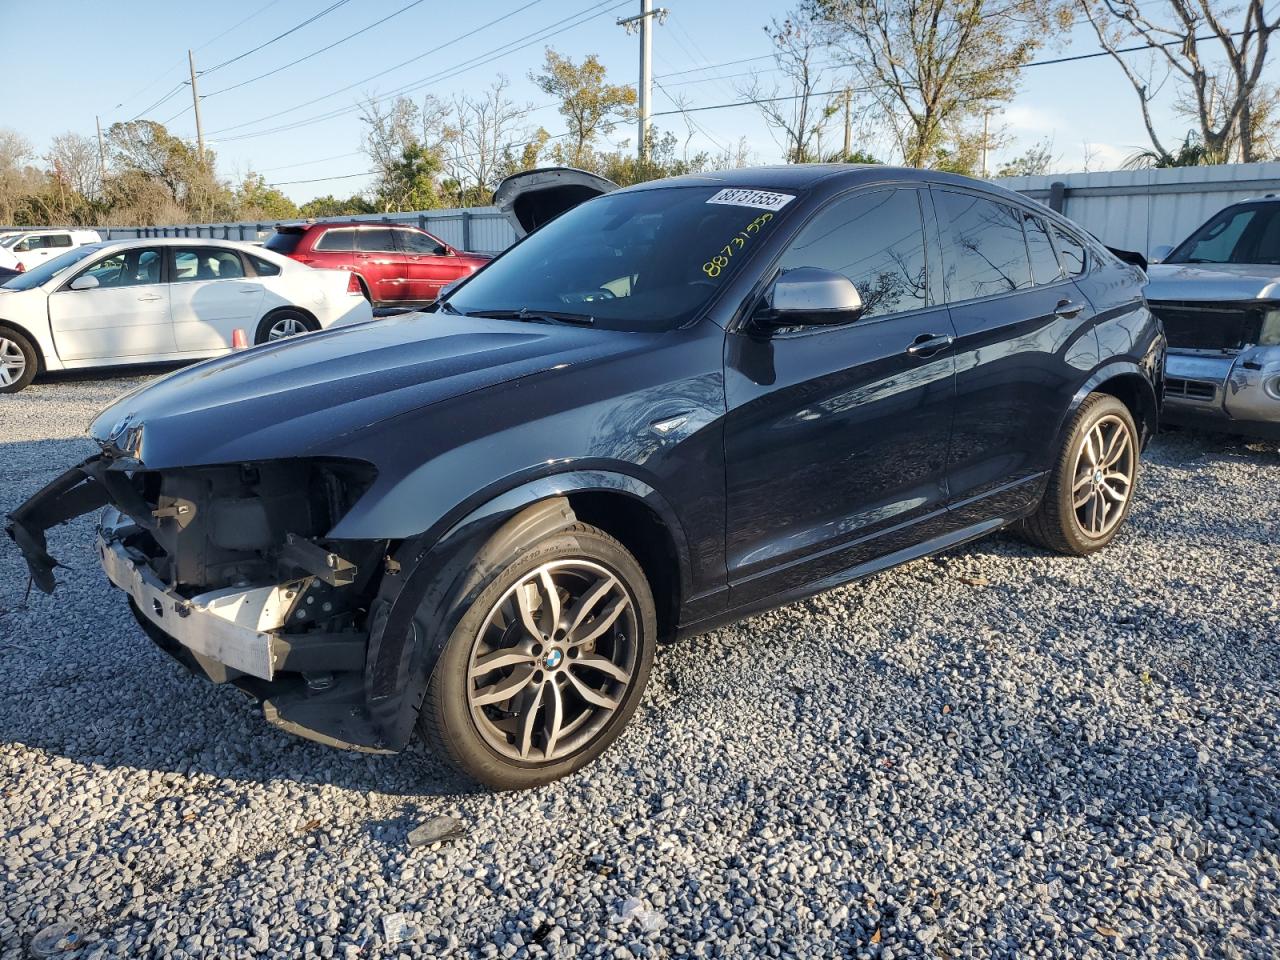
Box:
[1,373,1277,959]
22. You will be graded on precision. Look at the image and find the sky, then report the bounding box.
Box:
[2,0,1273,205]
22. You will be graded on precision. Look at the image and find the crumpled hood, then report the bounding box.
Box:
[90,311,625,468]
[1145,263,1280,302]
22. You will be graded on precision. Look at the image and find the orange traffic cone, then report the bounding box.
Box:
[231,329,248,350]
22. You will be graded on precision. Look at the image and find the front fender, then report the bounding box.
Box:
[356,469,694,750]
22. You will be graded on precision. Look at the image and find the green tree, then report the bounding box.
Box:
[806,0,1061,168]
[532,49,636,168]
[298,194,375,218]
[236,172,299,220]
[107,120,235,222]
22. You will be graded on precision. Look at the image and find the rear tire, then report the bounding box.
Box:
[420,522,656,790]
[0,325,37,393]
[254,309,317,344]
[1020,393,1139,555]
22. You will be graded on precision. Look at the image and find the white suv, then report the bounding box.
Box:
[0,229,102,272]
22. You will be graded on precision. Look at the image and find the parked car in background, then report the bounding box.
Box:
[0,229,102,272]
[8,166,1162,790]
[1147,196,1280,439]
[0,237,371,393]
[264,221,491,307]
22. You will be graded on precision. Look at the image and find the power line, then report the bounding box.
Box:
[211,1,628,144]
[203,0,431,99]
[205,0,552,137]
[200,0,353,77]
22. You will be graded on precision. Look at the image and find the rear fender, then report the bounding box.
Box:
[1058,360,1161,450]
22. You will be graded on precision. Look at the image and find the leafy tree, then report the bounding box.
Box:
[995,139,1057,176]
[532,49,636,168]
[298,194,375,218]
[107,120,234,221]
[596,130,713,186]
[806,0,1061,167]
[236,173,299,220]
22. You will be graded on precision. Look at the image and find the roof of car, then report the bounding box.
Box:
[278,220,425,231]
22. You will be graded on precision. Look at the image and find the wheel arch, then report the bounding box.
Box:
[358,469,692,750]
[0,318,47,373]
[1058,361,1159,451]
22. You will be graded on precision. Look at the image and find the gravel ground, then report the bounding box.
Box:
[1,372,1278,960]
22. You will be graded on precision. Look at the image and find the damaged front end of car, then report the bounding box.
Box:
[5,448,412,752]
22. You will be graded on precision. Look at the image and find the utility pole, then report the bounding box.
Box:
[188,49,206,165]
[95,115,107,186]
[618,1,668,163]
[842,88,852,160]
[981,109,990,178]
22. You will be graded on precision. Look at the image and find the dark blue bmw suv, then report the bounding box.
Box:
[9,165,1163,789]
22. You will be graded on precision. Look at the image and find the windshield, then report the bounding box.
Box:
[443,185,797,331]
[1167,202,1280,265]
[0,243,104,290]
[0,235,22,248]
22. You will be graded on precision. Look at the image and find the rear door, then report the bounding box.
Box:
[393,227,459,301]
[932,188,1099,521]
[168,247,265,351]
[47,246,174,360]
[723,186,958,607]
[354,227,409,302]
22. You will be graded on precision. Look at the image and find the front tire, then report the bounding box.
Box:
[0,326,37,393]
[1020,392,1139,555]
[420,522,656,790]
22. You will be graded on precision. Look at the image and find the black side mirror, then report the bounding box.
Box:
[757,267,864,328]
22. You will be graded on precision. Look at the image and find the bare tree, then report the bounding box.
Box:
[0,129,39,224]
[441,77,537,205]
[739,14,843,163]
[1079,0,1280,163]
[806,0,1057,168]
[47,133,102,202]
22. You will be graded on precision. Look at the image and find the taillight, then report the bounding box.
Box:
[14,262,24,272]
[346,273,361,295]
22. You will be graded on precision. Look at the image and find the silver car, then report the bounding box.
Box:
[1146,197,1280,440]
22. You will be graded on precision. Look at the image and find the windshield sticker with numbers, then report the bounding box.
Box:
[705,188,795,211]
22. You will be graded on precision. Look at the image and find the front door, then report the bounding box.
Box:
[724,187,957,608]
[393,227,459,301]
[169,247,265,351]
[931,189,1100,520]
[47,247,173,361]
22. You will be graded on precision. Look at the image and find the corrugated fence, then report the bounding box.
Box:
[13,162,1280,259]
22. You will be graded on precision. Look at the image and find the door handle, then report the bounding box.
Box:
[906,333,954,357]
[136,295,162,302]
[1054,299,1084,318]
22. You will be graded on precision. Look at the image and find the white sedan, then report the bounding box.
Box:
[0,238,372,393]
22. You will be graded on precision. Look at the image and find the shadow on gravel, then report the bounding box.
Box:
[33,361,189,387]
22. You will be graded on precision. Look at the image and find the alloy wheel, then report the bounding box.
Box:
[466,559,638,764]
[0,337,26,387]
[268,316,307,341]
[1071,413,1134,537]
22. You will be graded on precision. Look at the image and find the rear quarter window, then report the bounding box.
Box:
[1055,229,1087,275]
[250,255,281,277]
[264,231,304,255]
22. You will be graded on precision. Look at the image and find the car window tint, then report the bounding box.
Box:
[396,229,443,254]
[81,248,163,288]
[251,255,281,276]
[265,230,305,254]
[49,234,72,248]
[1023,213,1062,284]
[937,191,1033,300]
[776,188,928,320]
[356,228,396,252]
[1055,228,1086,275]
[314,228,355,252]
[172,248,246,282]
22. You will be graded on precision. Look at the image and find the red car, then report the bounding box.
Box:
[264,222,490,306]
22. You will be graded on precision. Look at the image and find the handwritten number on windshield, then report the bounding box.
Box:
[702,212,774,278]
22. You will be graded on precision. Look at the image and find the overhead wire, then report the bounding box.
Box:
[199,0,354,77]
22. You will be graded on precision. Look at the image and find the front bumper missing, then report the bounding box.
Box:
[97,509,302,681]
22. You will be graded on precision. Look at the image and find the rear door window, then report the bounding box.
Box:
[265,230,305,255]
[314,228,356,252]
[936,191,1033,301]
[172,248,247,282]
[1023,213,1063,284]
[356,228,397,252]
[48,233,73,248]
[1055,229,1087,276]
